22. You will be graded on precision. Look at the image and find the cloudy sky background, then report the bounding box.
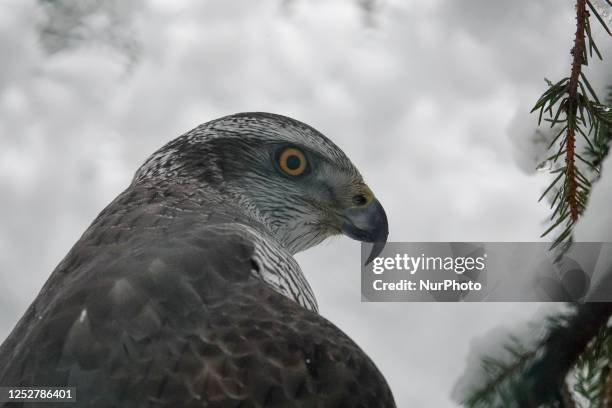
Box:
[1,0,611,406]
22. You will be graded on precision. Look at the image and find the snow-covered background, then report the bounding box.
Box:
[0,0,611,406]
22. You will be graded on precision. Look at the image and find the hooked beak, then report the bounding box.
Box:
[340,197,388,266]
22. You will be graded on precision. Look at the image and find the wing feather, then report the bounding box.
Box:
[0,223,394,407]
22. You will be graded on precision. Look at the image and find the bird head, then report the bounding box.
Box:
[134,112,388,262]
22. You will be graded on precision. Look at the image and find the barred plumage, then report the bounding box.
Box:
[0,112,393,407]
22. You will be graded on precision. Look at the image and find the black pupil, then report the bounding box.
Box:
[286,155,301,170]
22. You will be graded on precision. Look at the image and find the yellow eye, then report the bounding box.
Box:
[279,147,307,176]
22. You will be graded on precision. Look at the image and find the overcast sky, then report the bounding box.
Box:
[1,0,611,406]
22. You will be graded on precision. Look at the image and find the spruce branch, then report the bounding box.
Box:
[460,2,611,407]
[605,362,612,408]
[574,324,612,406]
[565,0,588,223]
[532,0,612,249]
[462,339,537,407]
[461,304,612,407]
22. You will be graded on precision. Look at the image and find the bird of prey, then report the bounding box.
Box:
[0,113,394,407]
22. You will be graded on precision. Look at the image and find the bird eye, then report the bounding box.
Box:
[278,147,307,176]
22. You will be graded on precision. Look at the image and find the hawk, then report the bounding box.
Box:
[0,113,394,407]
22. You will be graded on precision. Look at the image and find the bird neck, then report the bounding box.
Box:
[126,178,325,258]
[80,181,320,312]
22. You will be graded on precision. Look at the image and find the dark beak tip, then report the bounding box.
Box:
[364,240,387,266]
[340,197,388,266]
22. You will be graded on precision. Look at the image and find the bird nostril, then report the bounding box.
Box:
[352,194,368,206]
